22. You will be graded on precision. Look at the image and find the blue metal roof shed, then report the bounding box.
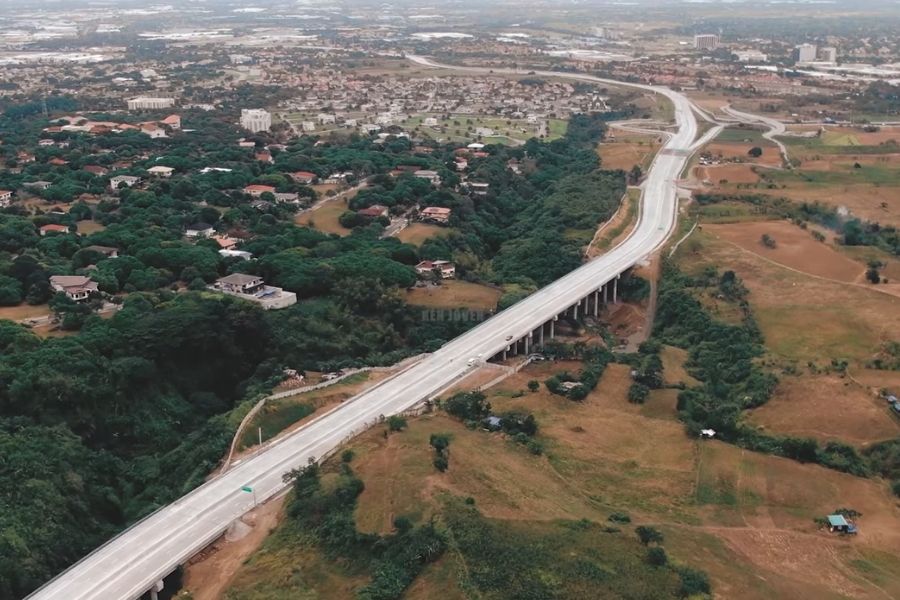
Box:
[827,514,849,528]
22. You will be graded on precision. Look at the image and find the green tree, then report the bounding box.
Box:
[636,525,664,546]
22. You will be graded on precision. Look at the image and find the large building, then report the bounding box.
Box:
[212,273,296,310]
[796,43,817,63]
[127,97,175,111]
[240,109,272,133]
[694,34,719,51]
[819,46,837,64]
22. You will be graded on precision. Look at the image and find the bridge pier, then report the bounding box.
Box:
[149,580,164,600]
[593,290,599,317]
[573,301,579,320]
[538,323,544,347]
[613,274,619,303]
[550,317,556,339]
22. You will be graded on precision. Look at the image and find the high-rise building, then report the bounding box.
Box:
[694,34,719,51]
[240,109,271,133]
[796,43,817,63]
[127,97,175,111]
[819,46,837,64]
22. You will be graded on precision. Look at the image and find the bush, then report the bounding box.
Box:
[635,525,664,546]
[646,546,668,566]
[675,566,711,597]
[608,512,631,524]
[628,383,650,404]
[527,380,540,392]
[433,454,449,472]
[341,449,355,463]
[387,415,407,432]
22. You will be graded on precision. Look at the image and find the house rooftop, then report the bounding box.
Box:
[827,514,849,527]
[217,273,262,286]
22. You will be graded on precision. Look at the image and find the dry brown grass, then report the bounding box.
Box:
[295,196,352,235]
[678,229,900,364]
[0,303,49,321]
[405,280,501,311]
[660,345,700,387]
[396,223,451,246]
[75,220,106,235]
[704,221,866,283]
[598,134,661,170]
[705,141,782,167]
[747,375,900,447]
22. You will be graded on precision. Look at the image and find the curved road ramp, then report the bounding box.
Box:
[27,57,700,600]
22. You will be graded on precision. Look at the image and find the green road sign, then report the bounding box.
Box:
[241,486,253,493]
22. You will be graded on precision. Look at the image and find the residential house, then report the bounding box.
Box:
[48,158,69,167]
[219,249,253,260]
[414,169,441,185]
[83,165,109,177]
[140,123,167,139]
[24,181,52,191]
[83,245,119,258]
[415,260,456,279]
[0,190,12,207]
[255,151,273,164]
[212,273,297,310]
[185,223,215,238]
[213,236,239,250]
[161,114,181,130]
[244,184,276,198]
[49,275,98,302]
[420,206,452,224]
[358,204,389,218]
[17,152,35,163]
[147,165,175,178]
[40,224,70,236]
[274,192,300,204]
[109,175,141,191]
[289,171,317,184]
[468,181,490,196]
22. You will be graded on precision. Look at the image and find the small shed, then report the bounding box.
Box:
[484,416,503,431]
[827,514,857,533]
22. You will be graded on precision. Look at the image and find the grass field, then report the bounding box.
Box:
[76,220,106,235]
[675,228,900,364]
[295,196,352,235]
[0,303,49,322]
[238,372,375,450]
[598,133,661,171]
[395,223,451,246]
[405,280,502,311]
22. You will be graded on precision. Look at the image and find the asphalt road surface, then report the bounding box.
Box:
[28,56,699,600]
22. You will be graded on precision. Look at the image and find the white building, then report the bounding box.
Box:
[127,97,175,111]
[796,43,817,64]
[109,175,141,191]
[694,34,719,51]
[147,166,174,178]
[819,46,837,64]
[734,50,768,63]
[240,109,272,133]
[212,273,296,310]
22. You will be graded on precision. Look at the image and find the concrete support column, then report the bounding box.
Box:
[524,334,530,355]
[604,282,610,303]
[573,301,579,320]
[538,324,544,347]
[593,290,599,317]
[550,318,555,339]
[613,275,619,303]
[502,348,507,361]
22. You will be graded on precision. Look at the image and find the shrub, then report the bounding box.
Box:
[675,566,711,597]
[387,415,407,432]
[646,547,668,567]
[628,383,650,404]
[433,454,449,472]
[635,525,664,546]
[607,512,631,524]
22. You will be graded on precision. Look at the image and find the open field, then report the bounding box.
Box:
[704,140,782,168]
[405,280,501,311]
[295,195,352,235]
[0,303,49,322]
[675,228,900,365]
[598,133,661,171]
[704,221,866,283]
[395,223,451,246]
[747,375,900,447]
[75,220,106,235]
